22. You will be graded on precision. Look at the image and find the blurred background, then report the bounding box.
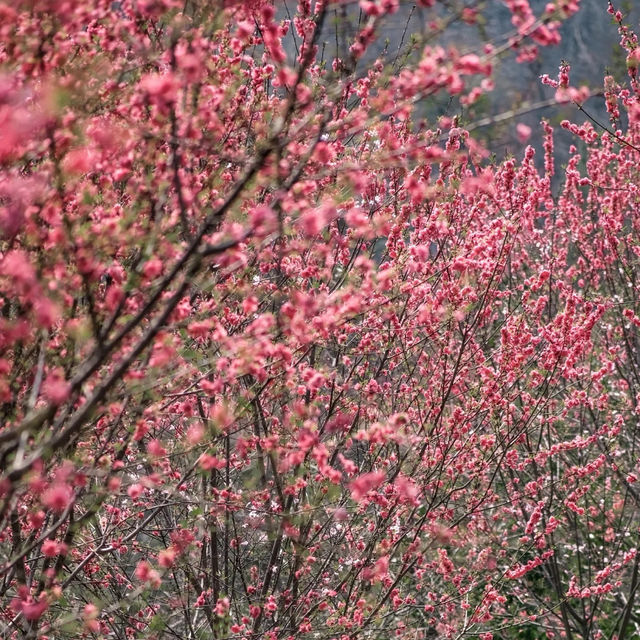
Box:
[282,0,639,176]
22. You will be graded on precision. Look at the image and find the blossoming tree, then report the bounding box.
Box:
[3,1,640,639]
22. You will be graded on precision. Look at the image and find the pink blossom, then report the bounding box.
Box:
[143,258,163,280]
[215,596,230,617]
[627,48,640,70]
[33,297,59,329]
[198,453,225,470]
[187,423,204,444]
[83,603,100,632]
[516,123,532,143]
[236,20,254,40]
[158,547,177,568]
[135,561,161,587]
[1,250,35,286]
[338,453,358,475]
[349,471,385,501]
[42,369,71,405]
[147,439,167,457]
[372,555,389,580]
[250,605,261,618]
[28,510,46,529]
[299,204,337,237]
[312,142,335,164]
[395,475,420,504]
[13,595,49,621]
[63,148,95,174]
[128,484,144,499]
[140,73,179,104]
[41,539,67,557]
[455,54,491,76]
[249,205,277,235]
[42,483,73,513]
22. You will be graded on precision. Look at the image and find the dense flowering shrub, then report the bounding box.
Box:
[2,0,640,639]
